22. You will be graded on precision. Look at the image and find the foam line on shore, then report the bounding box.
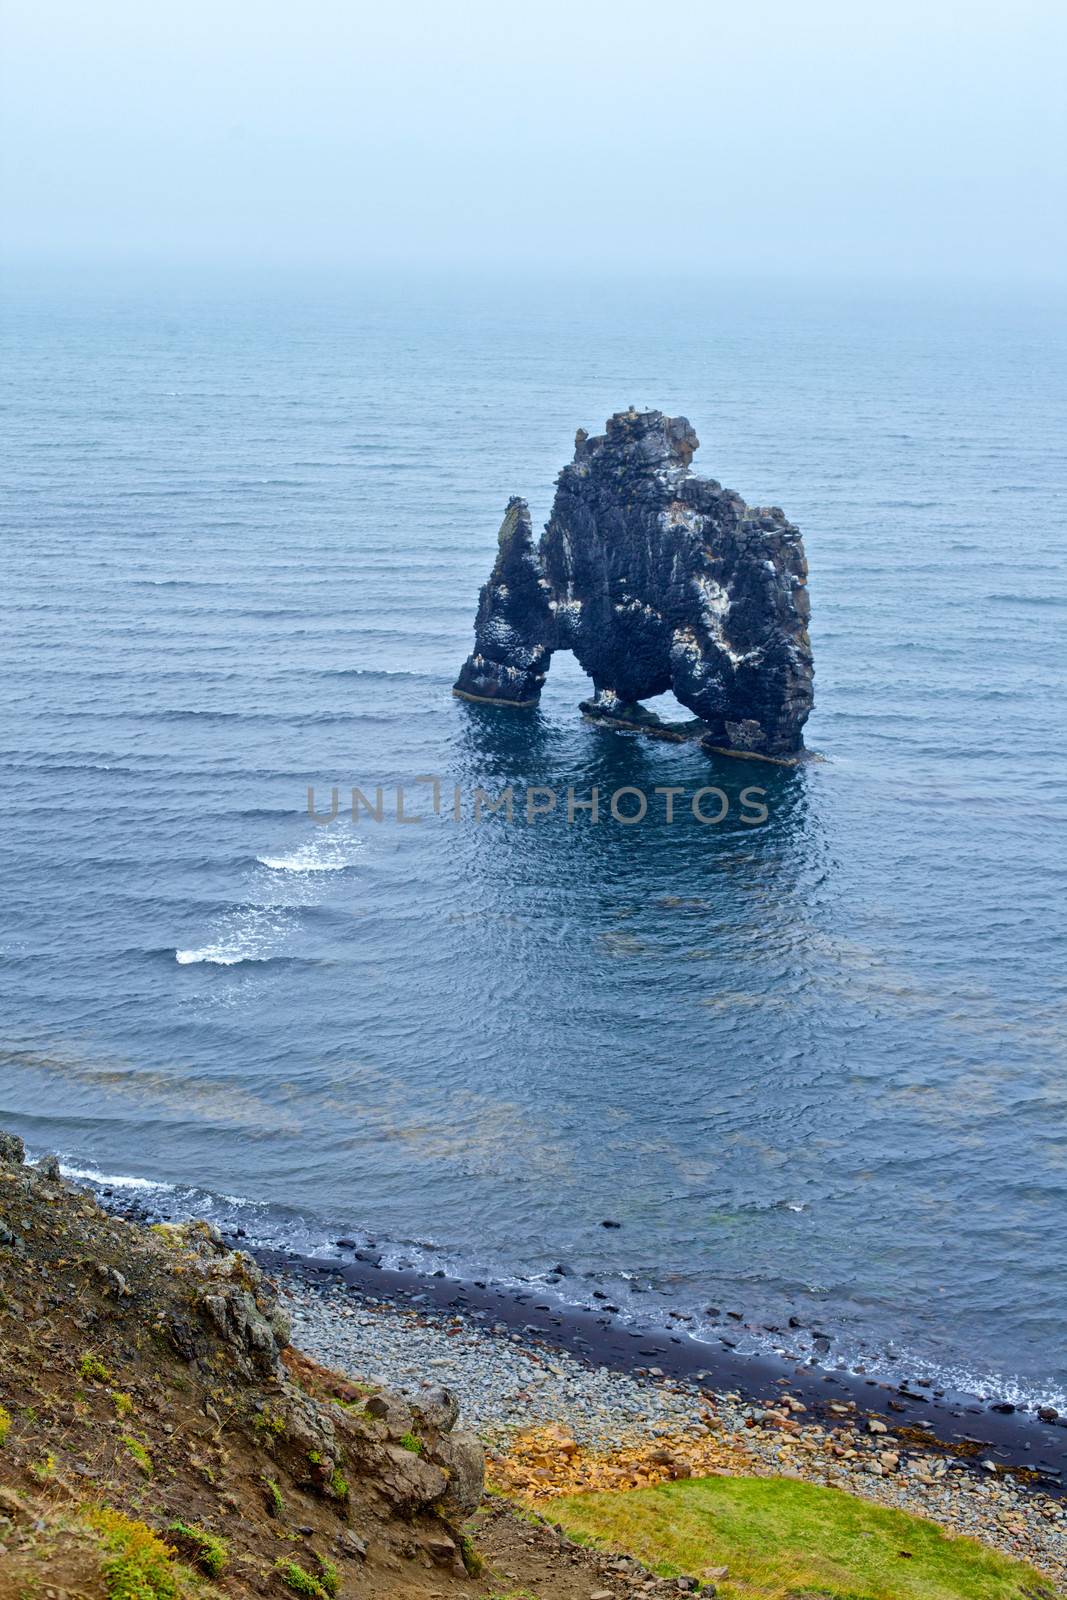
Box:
[257,1245,1067,1494]
[60,1157,1067,1484]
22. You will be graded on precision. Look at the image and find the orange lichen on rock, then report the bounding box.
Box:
[487,1420,754,1501]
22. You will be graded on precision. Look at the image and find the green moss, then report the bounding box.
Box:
[551,1474,1053,1599]
[398,1430,422,1455]
[328,1465,349,1500]
[275,1557,330,1598]
[255,1405,286,1437]
[110,1390,135,1418]
[0,1401,10,1446]
[314,1554,340,1597]
[264,1476,285,1515]
[167,1520,228,1577]
[121,1435,153,1476]
[334,1397,371,1419]
[80,1352,112,1383]
[460,1533,485,1576]
[86,1507,179,1600]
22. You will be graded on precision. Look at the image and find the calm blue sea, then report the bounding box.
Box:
[2,266,1066,1408]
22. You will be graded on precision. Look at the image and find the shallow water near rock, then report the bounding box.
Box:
[2,265,1066,1412]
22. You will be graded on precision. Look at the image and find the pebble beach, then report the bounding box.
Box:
[280,1270,1067,1591]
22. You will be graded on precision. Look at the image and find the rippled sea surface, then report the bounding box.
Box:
[2,267,1066,1406]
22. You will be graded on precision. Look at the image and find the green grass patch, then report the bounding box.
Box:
[550,1474,1054,1600]
[121,1434,153,1476]
[314,1554,340,1597]
[255,1404,286,1438]
[275,1558,331,1598]
[461,1533,485,1576]
[80,1351,113,1383]
[167,1520,228,1577]
[0,1401,10,1446]
[86,1508,179,1600]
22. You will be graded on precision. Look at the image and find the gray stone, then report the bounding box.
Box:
[364,1391,414,1438]
[202,1294,229,1335]
[432,1428,484,1515]
[381,1443,449,1514]
[0,1133,25,1166]
[337,1528,368,1559]
[412,1385,460,1435]
[425,1534,459,1565]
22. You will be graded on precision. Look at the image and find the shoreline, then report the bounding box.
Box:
[270,1251,1066,1587]
[53,1169,1067,1584]
[7,1138,1064,1600]
[256,1244,1067,1494]
[86,1174,1066,1491]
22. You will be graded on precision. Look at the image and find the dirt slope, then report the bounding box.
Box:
[0,1132,686,1599]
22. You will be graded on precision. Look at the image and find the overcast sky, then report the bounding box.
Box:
[2,0,1064,280]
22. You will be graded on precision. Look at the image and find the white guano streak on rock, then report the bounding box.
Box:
[691,575,754,668]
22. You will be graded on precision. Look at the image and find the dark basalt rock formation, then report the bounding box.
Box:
[454,409,813,759]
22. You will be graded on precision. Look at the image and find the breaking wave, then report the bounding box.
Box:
[256,836,363,873]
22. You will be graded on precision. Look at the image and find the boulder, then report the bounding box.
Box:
[411,1386,460,1436]
[364,1391,415,1439]
[432,1428,484,1515]
[0,1132,25,1166]
[380,1443,449,1515]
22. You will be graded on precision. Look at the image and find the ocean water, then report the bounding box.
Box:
[2,266,1066,1409]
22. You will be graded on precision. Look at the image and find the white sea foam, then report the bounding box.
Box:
[46,1151,1067,1415]
[176,945,264,965]
[256,835,363,874]
[58,1162,176,1193]
[257,856,344,873]
[175,836,363,962]
[175,905,293,965]
[255,825,364,876]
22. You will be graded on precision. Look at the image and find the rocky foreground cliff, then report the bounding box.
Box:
[454,410,813,760]
[0,1133,681,1600]
[1,1134,1062,1599]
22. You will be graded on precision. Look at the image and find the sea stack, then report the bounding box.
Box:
[454,409,814,759]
